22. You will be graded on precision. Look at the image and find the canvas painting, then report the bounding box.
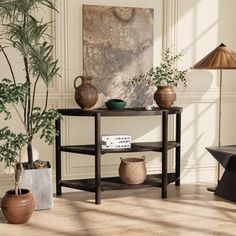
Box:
[83,5,154,107]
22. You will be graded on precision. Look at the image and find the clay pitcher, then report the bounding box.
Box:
[74,76,98,109]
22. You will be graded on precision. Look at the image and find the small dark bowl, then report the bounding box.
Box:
[105,99,126,110]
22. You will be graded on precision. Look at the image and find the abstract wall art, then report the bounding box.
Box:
[83,5,154,107]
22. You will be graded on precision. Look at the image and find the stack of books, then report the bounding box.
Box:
[102,135,131,149]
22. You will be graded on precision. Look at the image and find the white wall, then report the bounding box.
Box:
[177,0,236,182]
[1,0,236,195]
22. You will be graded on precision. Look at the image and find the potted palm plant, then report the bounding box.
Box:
[130,48,188,108]
[0,0,60,213]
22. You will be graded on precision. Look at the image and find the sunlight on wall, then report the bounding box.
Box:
[177,0,236,183]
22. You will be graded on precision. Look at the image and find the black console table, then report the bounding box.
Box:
[55,107,183,204]
[206,145,236,202]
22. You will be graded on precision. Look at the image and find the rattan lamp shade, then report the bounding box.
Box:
[193,43,236,69]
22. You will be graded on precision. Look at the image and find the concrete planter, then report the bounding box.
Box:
[20,163,53,210]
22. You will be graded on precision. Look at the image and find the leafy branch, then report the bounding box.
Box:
[30,107,61,145]
[130,48,188,87]
[0,127,28,168]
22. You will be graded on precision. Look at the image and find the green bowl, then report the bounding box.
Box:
[105,99,126,110]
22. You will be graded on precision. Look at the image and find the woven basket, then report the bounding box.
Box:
[118,156,147,184]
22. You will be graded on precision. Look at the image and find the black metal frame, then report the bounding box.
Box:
[55,107,182,204]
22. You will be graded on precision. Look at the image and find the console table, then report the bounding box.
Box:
[55,107,183,204]
[206,145,236,202]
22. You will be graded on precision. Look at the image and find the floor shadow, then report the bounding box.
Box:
[54,183,236,209]
[54,187,236,236]
[54,183,204,203]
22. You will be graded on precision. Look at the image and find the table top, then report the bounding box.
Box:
[206,145,236,156]
[206,145,236,168]
[57,107,183,117]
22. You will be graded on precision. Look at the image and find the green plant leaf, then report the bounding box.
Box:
[130,47,189,87]
[0,0,60,173]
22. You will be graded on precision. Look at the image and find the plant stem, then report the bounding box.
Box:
[0,44,16,84]
[13,164,23,196]
[30,75,40,131]
[31,76,40,113]
[12,104,30,137]
[18,150,23,195]
[27,142,33,168]
[31,88,49,139]
[14,149,23,196]
[24,56,33,167]
[13,173,19,196]
[22,14,33,168]
[24,95,27,125]
[23,58,31,128]
[44,89,49,112]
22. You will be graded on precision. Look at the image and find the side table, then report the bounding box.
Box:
[55,107,183,204]
[206,145,236,202]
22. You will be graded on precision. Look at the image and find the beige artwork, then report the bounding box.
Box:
[83,5,154,107]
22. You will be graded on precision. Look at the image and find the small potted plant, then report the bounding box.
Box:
[130,48,188,108]
[0,114,35,224]
[0,0,60,211]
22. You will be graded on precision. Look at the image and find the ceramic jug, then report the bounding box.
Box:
[74,75,98,109]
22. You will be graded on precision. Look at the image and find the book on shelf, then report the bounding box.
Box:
[101,134,131,149]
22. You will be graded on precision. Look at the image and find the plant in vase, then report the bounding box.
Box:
[130,48,188,109]
[0,107,35,224]
[0,0,60,216]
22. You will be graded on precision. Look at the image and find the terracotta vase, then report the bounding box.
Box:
[74,76,98,109]
[153,86,176,109]
[1,189,35,224]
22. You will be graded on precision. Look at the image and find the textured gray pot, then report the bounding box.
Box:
[20,165,53,210]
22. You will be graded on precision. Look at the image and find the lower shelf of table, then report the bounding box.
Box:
[59,173,178,193]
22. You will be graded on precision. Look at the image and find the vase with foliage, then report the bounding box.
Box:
[0,0,60,221]
[130,48,188,108]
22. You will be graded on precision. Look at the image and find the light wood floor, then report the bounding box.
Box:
[0,183,236,236]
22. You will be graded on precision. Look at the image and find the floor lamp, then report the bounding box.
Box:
[192,43,236,191]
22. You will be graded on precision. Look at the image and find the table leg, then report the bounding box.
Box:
[162,111,168,198]
[56,118,62,196]
[95,113,101,204]
[175,113,181,186]
[215,157,236,202]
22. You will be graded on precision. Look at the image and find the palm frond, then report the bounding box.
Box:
[29,41,60,86]
[0,0,57,21]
